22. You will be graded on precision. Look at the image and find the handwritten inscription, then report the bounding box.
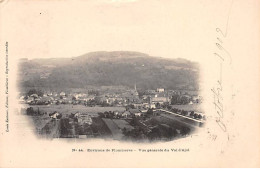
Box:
[212,0,234,133]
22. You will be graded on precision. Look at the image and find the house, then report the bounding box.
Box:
[129,109,142,117]
[133,103,143,108]
[106,97,115,104]
[146,90,156,94]
[122,111,131,118]
[191,95,202,103]
[78,114,92,125]
[142,103,149,108]
[151,96,169,104]
[60,92,66,96]
[78,95,95,102]
[140,108,148,113]
[26,97,34,103]
[150,103,156,109]
[19,96,25,103]
[142,95,150,101]
[157,88,165,93]
[143,103,156,109]
[37,97,52,105]
[49,112,62,119]
[30,94,38,98]
[114,110,120,116]
[135,113,142,117]
[78,135,87,139]
[73,112,80,118]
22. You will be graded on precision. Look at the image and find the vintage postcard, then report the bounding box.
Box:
[0,0,259,168]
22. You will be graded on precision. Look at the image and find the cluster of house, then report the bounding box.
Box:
[49,111,62,119]
[100,108,151,119]
[72,112,93,125]
[19,87,202,108]
[121,108,147,118]
[49,111,93,125]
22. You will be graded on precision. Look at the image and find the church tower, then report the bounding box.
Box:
[134,83,138,96]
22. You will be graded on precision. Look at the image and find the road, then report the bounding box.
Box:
[158,109,204,123]
[157,109,204,129]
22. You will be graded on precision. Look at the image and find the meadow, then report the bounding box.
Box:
[26,104,126,116]
[170,104,203,113]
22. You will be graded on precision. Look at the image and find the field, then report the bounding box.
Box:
[26,114,60,138]
[25,104,125,116]
[170,104,203,113]
[112,119,133,130]
[40,120,60,138]
[160,114,199,129]
[30,114,52,130]
[91,117,112,137]
[102,118,123,140]
[145,115,196,132]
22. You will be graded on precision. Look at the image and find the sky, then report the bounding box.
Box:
[1,0,233,61]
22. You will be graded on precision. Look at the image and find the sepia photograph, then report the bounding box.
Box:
[0,0,259,168]
[18,51,203,141]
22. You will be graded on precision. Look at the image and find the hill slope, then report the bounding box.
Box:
[18,51,200,91]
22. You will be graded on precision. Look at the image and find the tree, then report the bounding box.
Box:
[180,127,190,136]
[113,99,119,105]
[122,127,127,135]
[171,94,180,105]
[101,101,109,107]
[180,96,190,105]
[104,111,109,118]
[181,110,188,116]
[162,102,169,109]
[172,108,178,113]
[56,114,62,119]
[166,127,177,139]
[138,91,145,99]
[190,111,194,117]
[147,108,153,116]
[126,104,135,110]
[26,107,34,115]
[94,96,102,105]
[98,112,104,118]
[27,89,43,97]
[130,117,139,126]
[155,102,160,109]
[88,90,100,96]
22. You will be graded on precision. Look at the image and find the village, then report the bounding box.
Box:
[20,86,204,141]
[19,86,202,108]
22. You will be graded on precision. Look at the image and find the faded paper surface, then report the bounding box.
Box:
[0,0,259,168]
